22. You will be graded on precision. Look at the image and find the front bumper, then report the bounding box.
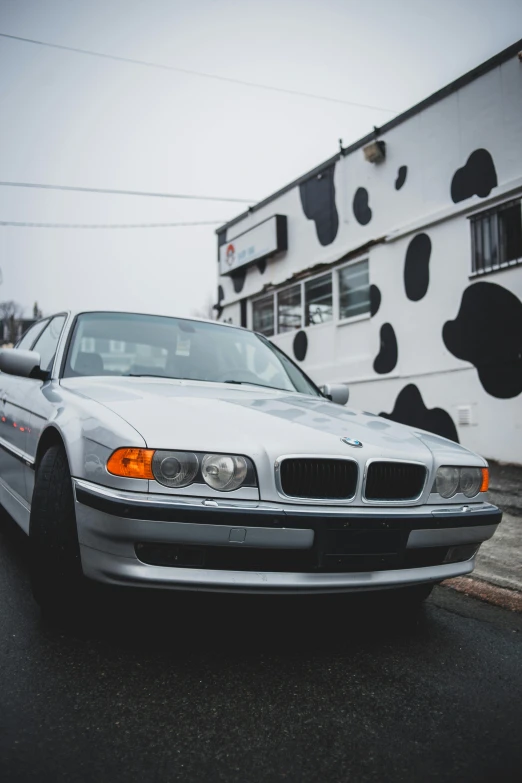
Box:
[73,479,502,595]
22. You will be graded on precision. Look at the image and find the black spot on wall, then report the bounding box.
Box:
[299,164,338,246]
[217,230,227,262]
[214,285,225,318]
[257,258,267,274]
[450,149,497,204]
[443,282,522,398]
[380,384,459,442]
[231,267,247,294]
[293,330,308,362]
[404,233,431,301]
[395,166,407,190]
[373,323,398,374]
[370,284,381,317]
[353,187,372,225]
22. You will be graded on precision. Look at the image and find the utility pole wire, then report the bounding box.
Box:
[0,32,397,113]
[0,180,255,203]
[0,220,225,228]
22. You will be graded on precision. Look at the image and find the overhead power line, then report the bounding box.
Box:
[0,219,225,229]
[0,180,255,203]
[0,32,397,113]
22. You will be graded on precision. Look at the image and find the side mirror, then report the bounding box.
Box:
[320,383,349,405]
[0,349,45,379]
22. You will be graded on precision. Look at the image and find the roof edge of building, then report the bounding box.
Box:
[216,37,522,236]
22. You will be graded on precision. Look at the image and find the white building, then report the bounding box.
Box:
[215,40,522,465]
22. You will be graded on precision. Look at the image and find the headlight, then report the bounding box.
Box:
[432,466,488,499]
[107,448,256,491]
[152,450,199,488]
[435,466,460,498]
[459,467,483,498]
[202,454,248,491]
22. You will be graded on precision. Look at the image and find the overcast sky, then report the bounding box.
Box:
[1,0,521,319]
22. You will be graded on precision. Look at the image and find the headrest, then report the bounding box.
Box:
[74,352,104,376]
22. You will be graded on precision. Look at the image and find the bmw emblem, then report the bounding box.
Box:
[341,437,363,448]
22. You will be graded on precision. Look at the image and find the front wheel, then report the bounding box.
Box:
[29,444,87,620]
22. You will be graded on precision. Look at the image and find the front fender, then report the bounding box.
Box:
[31,383,149,494]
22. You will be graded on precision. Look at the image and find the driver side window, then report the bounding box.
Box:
[32,316,66,373]
[16,319,49,350]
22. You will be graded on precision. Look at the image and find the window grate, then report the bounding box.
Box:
[470,199,522,276]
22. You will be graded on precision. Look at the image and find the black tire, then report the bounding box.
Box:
[29,444,87,620]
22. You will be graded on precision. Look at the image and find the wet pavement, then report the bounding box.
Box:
[1,508,521,783]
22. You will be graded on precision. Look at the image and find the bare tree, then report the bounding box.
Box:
[0,300,23,344]
[191,294,217,321]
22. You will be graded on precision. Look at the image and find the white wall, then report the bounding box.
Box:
[217,52,522,464]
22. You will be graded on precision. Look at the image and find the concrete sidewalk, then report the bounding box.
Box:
[446,462,521,598]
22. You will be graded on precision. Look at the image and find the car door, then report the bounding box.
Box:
[22,314,67,503]
[0,319,50,503]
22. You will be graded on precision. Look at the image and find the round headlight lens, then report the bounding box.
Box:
[435,466,460,498]
[201,454,248,491]
[152,451,199,488]
[459,467,482,498]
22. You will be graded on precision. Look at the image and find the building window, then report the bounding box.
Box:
[109,340,126,353]
[252,296,275,337]
[305,273,333,326]
[338,260,370,320]
[277,285,302,332]
[471,199,522,275]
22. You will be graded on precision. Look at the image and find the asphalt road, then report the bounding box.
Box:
[1,509,521,783]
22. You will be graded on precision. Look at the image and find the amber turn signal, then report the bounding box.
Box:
[107,448,155,479]
[480,467,489,492]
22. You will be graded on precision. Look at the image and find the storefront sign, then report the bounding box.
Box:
[219,215,287,275]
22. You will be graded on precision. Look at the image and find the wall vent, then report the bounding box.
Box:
[457,405,473,426]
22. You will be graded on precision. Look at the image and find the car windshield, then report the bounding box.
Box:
[63,311,321,396]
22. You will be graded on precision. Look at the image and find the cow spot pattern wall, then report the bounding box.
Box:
[395,166,407,190]
[293,330,308,362]
[353,187,372,225]
[299,164,339,246]
[450,149,497,203]
[231,267,247,294]
[404,233,431,301]
[370,284,381,317]
[443,282,522,398]
[373,323,398,374]
[381,384,459,442]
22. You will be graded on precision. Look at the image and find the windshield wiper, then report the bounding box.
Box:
[124,375,289,392]
[222,380,288,391]
[124,373,180,379]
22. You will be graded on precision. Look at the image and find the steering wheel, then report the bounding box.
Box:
[214,369,263,384]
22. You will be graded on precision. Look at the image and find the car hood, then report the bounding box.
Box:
[61,377,473,468]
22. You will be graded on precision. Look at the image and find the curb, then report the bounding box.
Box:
[443,576,522,613]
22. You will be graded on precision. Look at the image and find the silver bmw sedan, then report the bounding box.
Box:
[0,310,501,618]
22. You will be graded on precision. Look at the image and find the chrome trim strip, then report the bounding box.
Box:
[73,478,500,519]
[0,434,35,466]
[0,477,30,533]
[407,524,498,548]
[361,458,429,506]
[74,478,285,512]
[274,453,359,505]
